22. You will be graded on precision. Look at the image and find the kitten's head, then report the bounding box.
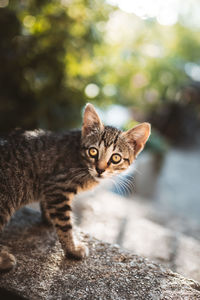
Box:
[81,103,150,179]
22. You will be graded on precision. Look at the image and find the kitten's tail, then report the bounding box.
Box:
[0,246,16,272]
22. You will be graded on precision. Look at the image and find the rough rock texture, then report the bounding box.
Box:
[0,208,200,300]
[73,190,200,282]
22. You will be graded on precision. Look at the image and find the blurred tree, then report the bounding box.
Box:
[95,13,200,112]
[1,0,200,139]
[0,0,112,132]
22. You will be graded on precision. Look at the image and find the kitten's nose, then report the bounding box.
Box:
[96,167,105,175]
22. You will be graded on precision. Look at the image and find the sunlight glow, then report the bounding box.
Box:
[107,0,200,28]
[142,44,163,58]
[157,8,178,26]
[185,63,200,82]
[85,83,100,98]
[23,15,36,28]
[102,84,117,97]
[96,105,131,128]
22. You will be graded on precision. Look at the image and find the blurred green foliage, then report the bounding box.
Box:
[0,0,112,132]
[0,0,200,133]
[146,130,168,155]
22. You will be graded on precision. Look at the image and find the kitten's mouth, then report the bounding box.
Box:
[88,168,107,179]
[95,174,103,179]
[95,173,105,180]
[88,168,104,179]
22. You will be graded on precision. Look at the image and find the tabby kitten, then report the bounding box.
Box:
[0,103,150,271]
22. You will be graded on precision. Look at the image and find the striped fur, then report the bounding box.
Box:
[0,104,150,271]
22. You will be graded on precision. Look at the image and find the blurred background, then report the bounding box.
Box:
[0,0,200,281]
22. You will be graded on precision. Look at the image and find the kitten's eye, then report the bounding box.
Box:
[88,147,98,158]
[111,153,121,164]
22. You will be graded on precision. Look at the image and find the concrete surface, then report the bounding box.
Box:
[0,208,200,299]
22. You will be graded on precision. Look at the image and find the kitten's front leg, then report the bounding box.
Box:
[44,189,88,259]
[40,201,52,225]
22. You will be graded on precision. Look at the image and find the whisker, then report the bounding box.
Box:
[118,180,131,195]
[114,178,129,196]
[108,178,121,195]
[115,176,135,196]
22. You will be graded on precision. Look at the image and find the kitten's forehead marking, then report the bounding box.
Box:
[99,143,114,161]
[97,128,123,164]
[98,143,114,170]
[99,127,121,149]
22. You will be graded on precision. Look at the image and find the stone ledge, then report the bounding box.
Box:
[0,208,200,300]
[73,190,200,282]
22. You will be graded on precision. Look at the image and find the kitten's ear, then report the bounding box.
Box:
[122,122,151,157]
[82,103,104,137]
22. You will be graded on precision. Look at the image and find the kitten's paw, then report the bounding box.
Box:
[66,243,89,260]
[0,250,16,272]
